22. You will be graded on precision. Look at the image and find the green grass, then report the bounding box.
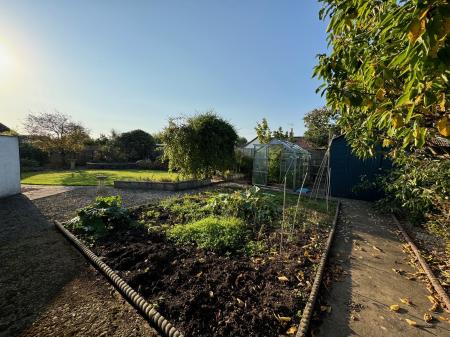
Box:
[21,169,181,186]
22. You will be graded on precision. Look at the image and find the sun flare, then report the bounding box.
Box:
[0,42,14,82]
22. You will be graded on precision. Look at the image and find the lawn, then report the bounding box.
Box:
[21,169,181,186]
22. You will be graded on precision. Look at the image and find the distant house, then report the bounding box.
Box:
[0,123,11,134]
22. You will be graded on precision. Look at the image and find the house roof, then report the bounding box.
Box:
[291,136,319,150]
[0,123,10,133]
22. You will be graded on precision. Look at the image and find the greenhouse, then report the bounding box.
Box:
[252,139,311,191]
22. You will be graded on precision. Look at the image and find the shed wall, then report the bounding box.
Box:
[330,136,390,200]
[0,136,21,198]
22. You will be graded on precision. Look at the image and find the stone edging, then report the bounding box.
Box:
[114,179,212,191]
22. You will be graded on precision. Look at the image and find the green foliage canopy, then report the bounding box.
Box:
[303,107,339,147]
[115,129,155,161]
[162,112,238,179]
[315,0,450,158]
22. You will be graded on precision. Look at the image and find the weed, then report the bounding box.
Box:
[167,216,248,253]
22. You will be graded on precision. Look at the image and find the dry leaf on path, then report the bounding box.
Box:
[400,298,413,306]
[390,304,400,312]
[278,276,289,282]
[405,318,417,326]
[423,313,433,323]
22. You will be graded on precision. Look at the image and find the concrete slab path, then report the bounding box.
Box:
[318,200,450,337]
[21,184,81,200]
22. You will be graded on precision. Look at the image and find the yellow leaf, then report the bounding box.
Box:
[437,117,450,137]
[438,93,446,111]
[405,318,418,326]
[279,316,291,322]
[408,18,426,43]
[278,276,289,282]
[427,295,438,304]
[376,88,386,101]
[400,298,413,306]
[423,313,433,323]
[286,326,297,335]
[392,115,404,129]
[382,139,392,148]
[390,304,400,312]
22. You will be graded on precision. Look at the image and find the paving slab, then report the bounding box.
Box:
[318,200,450,337]
[21,184,81,200]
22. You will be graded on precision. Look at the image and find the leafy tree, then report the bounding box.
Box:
[162,111,238,179]
[255,119,293,143]
[24,112,90,162]
[303,107,339,147]
[115,129,155,161]
[255,118,272,144]
[237,136,248,147]
[314,0,450,158]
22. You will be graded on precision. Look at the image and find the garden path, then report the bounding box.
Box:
[0,194,158,337]
[317,200,449,337]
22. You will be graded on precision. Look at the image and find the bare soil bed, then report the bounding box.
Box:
[69,188,335,337]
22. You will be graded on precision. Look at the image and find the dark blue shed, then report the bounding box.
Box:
[329,135,391,200]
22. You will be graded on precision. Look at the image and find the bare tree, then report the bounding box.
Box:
[24,111,90,163]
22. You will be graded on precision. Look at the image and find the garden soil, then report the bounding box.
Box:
[92,224,331,337]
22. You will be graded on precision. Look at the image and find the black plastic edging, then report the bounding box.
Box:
[54,221,184,337]
[295,201,341,337]
[391,214,450,313]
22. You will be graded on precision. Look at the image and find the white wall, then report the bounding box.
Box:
[0,136,21,198]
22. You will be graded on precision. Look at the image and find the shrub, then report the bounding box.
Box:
[167,216,248,253]
[235,151,253,178]
[66,196,131,238]
[162,111,238,179]
[379,155,450,244]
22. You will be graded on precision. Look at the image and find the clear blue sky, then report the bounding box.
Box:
[0,0,328,139]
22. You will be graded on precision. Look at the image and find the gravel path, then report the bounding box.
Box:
[0,194,158,337]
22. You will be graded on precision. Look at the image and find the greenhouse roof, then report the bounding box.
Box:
[255,139,310,155]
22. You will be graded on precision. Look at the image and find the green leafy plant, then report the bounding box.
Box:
[66,195,131,237]
[205,187,280,229]
[167,216,248,253]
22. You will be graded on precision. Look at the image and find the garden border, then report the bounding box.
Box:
[295,201,341,337]
[391,214,450,313]
[54,220,184,337]
[114,179,212,191]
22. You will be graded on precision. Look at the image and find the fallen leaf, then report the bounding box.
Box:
[423,313,433,323]
[236,298,245,307]
[405,318,417,326]
[427,295,437,304]
[196,271,203,277]
[429,303,439,312]
[320,305,332,313]
[286,326,297,335]
[350,314,359,321]
[278,316,291,322]
[390,304,400,312]
[400,298,413,306]
[438,316,450,324]
[278,276,289,282]
[372,245,383,252]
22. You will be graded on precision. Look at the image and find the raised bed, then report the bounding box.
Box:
[61,188,338,336]
[114,179,212,191]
